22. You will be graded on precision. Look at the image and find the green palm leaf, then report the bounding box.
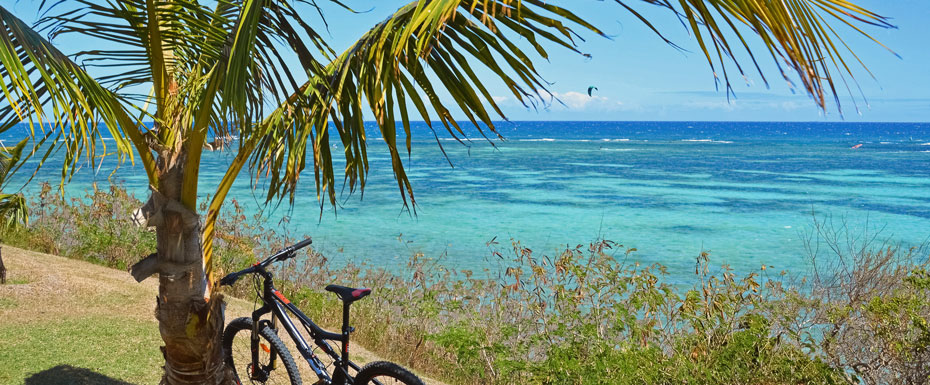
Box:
[629,0,895,112]
[0,5,157,183]
[0,193,27,228]
[0,137,26,186]
[249,0,606,210]
[246,0,893,213]
[0,138,29,227]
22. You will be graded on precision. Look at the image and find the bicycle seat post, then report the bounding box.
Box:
[341,301,352,335]
[339,301,352,374]
[323,284,371,374]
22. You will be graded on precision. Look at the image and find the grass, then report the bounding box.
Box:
[0,317,163,384]
[0,296,16,310]
[0,246,163,384]
[0,245,446,385]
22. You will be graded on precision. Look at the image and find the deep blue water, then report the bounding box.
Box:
[5,121,930,278]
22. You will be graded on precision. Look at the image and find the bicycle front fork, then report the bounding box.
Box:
[249,312,279,380]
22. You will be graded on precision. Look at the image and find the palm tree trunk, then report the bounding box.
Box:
[1,246,6,284]
[151,158,227,385]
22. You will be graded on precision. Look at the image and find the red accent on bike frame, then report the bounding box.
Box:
[273,290,291,304]
[351,288,371,298]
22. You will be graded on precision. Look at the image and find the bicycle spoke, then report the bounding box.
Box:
[228,330,293,385]
[367,375,409,385]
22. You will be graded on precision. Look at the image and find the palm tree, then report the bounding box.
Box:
[0,0,892,383]
[0,138,28,229]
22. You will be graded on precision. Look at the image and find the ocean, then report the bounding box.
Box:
[5,121,930,279]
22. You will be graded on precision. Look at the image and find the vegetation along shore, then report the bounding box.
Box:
[2,185,926,384]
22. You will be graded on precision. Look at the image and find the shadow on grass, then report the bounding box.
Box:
[24,365,133,385]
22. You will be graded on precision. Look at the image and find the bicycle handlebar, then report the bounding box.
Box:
[292,237,313,252]
[219,238,312,286]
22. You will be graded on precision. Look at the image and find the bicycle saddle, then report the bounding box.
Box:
[325,284,372,303]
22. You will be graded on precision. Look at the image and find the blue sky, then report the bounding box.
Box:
[308,1,929,122]
[9,0,930,122]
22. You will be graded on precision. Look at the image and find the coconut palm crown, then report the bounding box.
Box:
[0,0,893,384]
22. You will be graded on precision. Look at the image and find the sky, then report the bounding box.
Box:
[307,0,930,122]
[7,0,930,122]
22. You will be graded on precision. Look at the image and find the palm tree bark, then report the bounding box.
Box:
[151,153,226,384]
[1,246,6,284]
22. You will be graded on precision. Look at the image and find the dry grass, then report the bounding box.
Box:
[0,245,163,384]
[0,245,445,385]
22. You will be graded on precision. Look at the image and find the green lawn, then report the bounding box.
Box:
[0,246,164,384]
[0,316,162,384]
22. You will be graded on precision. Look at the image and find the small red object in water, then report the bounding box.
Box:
[851,144,863,149]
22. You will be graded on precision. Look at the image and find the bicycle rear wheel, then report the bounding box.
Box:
[353,361,424,385]
[223,317,301,385]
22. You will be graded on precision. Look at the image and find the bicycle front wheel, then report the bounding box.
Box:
[353,361,424,385]
[223,317,301,385]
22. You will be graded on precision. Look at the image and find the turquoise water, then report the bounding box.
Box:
[6,121,930,277]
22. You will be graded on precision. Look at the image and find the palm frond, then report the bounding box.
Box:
[179,0,334,208]
[0,5,157,185]
[0,137,27,187]
[248,0,604,209]
[8,1,337,208]
[0,138,30,228]
[628,0,895,113]
[0,193,27,228]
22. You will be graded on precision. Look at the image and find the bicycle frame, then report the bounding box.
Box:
[248,268,363,384]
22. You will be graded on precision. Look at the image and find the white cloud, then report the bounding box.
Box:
[492,95,508,103]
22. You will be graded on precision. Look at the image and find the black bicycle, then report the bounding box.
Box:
[220,238,424,385]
